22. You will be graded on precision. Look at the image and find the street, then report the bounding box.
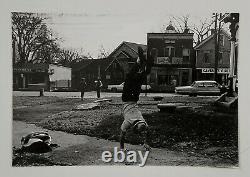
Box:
[13,91,180,98]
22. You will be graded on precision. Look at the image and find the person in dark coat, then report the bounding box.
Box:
[120,46,156,151]
[79,78,87,101]
[95,77,103,98]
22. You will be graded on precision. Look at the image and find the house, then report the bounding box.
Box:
[147,24,195,92]
[104,41,147,85]
[194,29,231,84]
[71,58,112,91]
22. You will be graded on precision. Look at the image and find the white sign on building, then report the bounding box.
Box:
[156,57,171,64]
[201,68,230,74]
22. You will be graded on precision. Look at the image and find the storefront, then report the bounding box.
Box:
[13,63,49,90]
[13,63,71,91]
[150,66,192,92]
[196,68,230,84]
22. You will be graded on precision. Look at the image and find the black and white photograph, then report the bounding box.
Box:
[11,10,239,167]
[2,0,250,177]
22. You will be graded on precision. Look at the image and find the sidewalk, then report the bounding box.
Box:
[13,121,230,167]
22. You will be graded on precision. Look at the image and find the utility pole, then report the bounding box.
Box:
[214,13,218,82]
[216,13,222,83]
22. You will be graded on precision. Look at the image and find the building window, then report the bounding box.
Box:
[158,75,178,86]
[218,52,223,64]
[30,73,45,84]
[182,48,190,63]
[152,48,158,63]
[219,34,224,46]
[204,51,210,63]
[164,46,175,57]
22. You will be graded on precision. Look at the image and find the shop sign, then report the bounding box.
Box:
[14,68,47,73]
[14,68,32,73]
[172,57,183,64]
[165,40,175,44]
[201,68,230,74]
[156,57,171,64]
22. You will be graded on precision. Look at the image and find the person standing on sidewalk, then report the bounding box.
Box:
[79,78,87,101]
[95,77,103,98]
[120,46,156,151]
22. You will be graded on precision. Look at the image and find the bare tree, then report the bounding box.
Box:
[56,49,90,66]
[169,15,190,33]
[12,12,58,64]
[33,41,60,64]
[189,18,214,44]
[167,15,214,45]
[97,45,110,58]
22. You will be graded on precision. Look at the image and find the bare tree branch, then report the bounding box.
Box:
[12,12,58,64]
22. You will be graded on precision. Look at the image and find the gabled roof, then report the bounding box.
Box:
[123,41,147,53]
[194,29,230,50]
[105,41,146,72]
[116,51,131,59]
[108,41,147,58]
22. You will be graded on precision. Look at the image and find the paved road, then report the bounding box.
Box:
[13,91,181,98]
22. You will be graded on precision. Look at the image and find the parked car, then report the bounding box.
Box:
[175,80,222,96]
[107,82,151,92]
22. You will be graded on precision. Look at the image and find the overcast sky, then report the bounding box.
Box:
[43,10,213,58]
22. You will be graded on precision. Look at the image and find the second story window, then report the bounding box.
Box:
[204,51,210,63]
[164,46,175,57]
[182,48,190,63]
[218,52,223,64]
[113,62,117,69]
[219,34,224,46]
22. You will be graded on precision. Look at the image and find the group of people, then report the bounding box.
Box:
[79,77,102,100]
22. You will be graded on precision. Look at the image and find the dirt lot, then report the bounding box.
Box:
[13,95,238,166]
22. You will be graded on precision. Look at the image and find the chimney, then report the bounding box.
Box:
[183,28,189,33]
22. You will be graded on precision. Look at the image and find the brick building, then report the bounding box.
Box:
[147,25,195,92]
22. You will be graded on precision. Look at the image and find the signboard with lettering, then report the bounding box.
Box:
[201,68,230,74]
[156,57,171,64]
[172,57,183,64]
[13,68,47,73]
[165,40,175,44]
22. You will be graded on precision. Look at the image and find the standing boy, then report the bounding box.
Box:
[95,77,103,98]
[79,78,87,101]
